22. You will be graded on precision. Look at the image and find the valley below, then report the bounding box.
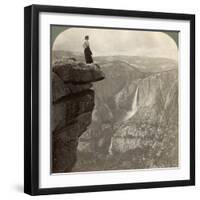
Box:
[53,51,179,172]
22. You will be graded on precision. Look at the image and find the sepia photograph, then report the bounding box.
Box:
[51,26,179,173]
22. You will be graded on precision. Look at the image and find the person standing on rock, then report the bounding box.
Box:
[83,35,93,64]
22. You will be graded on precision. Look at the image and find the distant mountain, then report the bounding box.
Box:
[52,51,178,73]
[95,55,178,73]
[52,50,84,63]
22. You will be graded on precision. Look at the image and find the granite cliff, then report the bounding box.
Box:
[52,60,105,173]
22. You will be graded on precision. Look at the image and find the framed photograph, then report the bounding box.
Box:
[24,4,195,195]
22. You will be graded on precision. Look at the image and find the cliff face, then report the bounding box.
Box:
[52,60,105,173]
[109,70,178,168]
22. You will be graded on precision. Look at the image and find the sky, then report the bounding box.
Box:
[52,27,178,61]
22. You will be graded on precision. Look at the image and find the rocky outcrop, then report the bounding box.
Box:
[52,60,104,173]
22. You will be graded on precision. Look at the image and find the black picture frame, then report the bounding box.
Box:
[24,4,195,196]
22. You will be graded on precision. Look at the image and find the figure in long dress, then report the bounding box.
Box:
[83,35,93,64]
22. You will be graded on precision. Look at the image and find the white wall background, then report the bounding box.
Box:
[0,0,198,199]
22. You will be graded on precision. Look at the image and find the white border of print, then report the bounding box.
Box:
[39,12,190,188]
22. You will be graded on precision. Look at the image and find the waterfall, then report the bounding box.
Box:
[108,138,113,155]
[123,87,139,121]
